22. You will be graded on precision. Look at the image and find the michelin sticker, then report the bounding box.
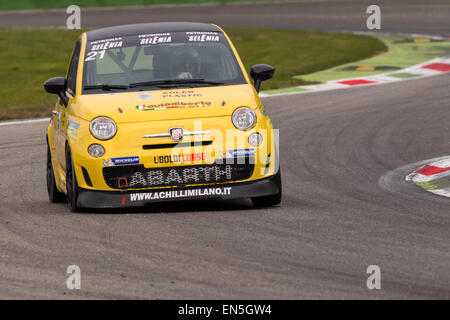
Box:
[223,149,255,158]
[103,156,140,167]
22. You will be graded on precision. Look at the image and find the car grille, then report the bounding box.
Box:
[103,163,254,189]
[142,141,213,150]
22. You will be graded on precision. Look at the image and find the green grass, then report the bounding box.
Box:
[413,177,450,191]
[228,29,386,90]
[0,28,386,120]
[0,28,82,119]
[0,0,277,10]
[298,35,450,83]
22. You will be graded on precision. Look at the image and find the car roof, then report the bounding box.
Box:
[86,22,222,41]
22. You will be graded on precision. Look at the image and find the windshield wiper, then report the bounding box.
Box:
[84,84,129,91]
[183,79,224,86]
[129,79,224,88]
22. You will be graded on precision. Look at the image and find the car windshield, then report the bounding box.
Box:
[82,31,247,93]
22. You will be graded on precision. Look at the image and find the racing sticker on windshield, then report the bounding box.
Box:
[85,36,138,61]
[88,37,124,51]
[86,31,226,59]
[85,37,126,61]
[186,31,220,42]
[138,33,172,45]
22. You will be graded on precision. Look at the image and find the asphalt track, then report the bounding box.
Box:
[1,1,450,299]
[1,0,450,34]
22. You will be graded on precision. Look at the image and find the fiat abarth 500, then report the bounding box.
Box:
[44,22,281,212]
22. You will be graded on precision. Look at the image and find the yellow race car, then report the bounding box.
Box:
[44,22,281,212]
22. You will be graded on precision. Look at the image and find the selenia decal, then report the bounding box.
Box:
[90,37,123,51]
[84,31,227,60]
[139,33,172,45]
[85,37,125,61]
[186,32,220,42]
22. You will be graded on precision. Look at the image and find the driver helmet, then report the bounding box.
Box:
[170,47,201,79]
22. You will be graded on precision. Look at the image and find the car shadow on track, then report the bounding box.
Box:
[78,198,270,215]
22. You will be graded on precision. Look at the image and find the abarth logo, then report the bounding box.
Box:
[169,127,184,142]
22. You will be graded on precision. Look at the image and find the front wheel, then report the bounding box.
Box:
[66,147,80,212]
[47,144,66,203]
[251,169,282,207]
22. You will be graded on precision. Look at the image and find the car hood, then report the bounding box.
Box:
[74,84,259,123]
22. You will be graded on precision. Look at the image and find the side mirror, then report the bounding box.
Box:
[44,77,69,106]
[250,64,275,92]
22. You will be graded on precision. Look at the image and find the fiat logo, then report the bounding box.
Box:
[169,127,184,142]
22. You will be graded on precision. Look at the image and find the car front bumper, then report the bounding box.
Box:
[76,172,280,209]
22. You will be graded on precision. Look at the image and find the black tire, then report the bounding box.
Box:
[251,169,282,207]
[47,144,66,203]
[65,147,80,212]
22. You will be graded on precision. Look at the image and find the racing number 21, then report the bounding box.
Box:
[85,50,106,62]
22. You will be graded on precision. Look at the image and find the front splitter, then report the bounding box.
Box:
[77,173,280,209]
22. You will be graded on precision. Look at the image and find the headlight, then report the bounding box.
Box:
[89,116,117,140]
[232,107,256,131]
[88,144,105,158]
[248,132,263,147]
